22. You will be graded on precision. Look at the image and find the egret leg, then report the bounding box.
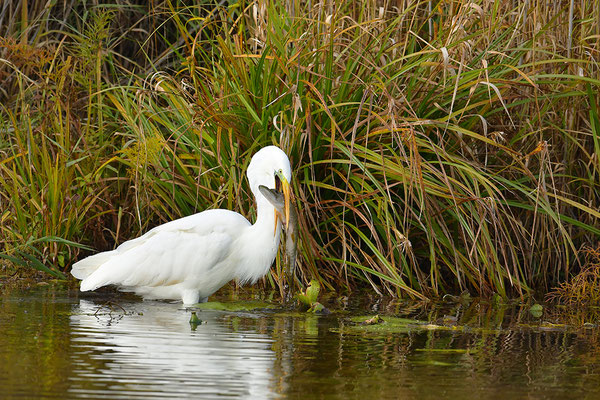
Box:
[181,290,201,305]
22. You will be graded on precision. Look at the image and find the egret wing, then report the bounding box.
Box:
[79,209,250,291]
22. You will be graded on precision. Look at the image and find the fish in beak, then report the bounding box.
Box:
[258,183,299,298]
[274,170,291,229]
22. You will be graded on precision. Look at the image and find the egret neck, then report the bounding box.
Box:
[235,187,282,285]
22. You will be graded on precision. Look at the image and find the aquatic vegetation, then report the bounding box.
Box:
[193,300,277,312]
[345,315,473,335]
[188,311,204,330]
[529,303,544,318]
[1,1,600,300]
[362,315,384,325]
[296,279,329,313]
[297,280,320,307]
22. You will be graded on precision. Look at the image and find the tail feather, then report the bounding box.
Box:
[79,269,110,292]
[72,235,150,292]
[71,251,117,281]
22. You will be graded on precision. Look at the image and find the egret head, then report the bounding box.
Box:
[247,146,292,228]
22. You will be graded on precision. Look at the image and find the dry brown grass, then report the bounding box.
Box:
[547,246,600,307]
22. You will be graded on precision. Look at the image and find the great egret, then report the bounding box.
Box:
[71,146,292,304]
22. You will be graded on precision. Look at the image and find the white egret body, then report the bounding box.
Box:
[71,146,292,304]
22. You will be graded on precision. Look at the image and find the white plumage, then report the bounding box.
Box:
[72,146,292,304]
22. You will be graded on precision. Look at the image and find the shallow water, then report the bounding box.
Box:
[1,283,599,399]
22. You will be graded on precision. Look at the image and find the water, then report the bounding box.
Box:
[1,283,599,399]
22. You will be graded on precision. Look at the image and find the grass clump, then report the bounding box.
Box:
[547,247,600,307]
[1,1,600,300]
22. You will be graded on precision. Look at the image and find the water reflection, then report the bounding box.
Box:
[69,299,277,399]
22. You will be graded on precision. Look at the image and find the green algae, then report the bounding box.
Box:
[343,315,429,334]
[415,348,474,354]
[341,315,501,335]
[192,301,277,312]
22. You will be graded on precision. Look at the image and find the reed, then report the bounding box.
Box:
[1,0,599,298]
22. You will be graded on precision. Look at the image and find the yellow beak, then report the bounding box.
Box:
[275,170,291,229]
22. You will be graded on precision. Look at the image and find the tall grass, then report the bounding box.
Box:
[1,0,599,299]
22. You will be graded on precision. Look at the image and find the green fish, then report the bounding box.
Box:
[259,185,298,298]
